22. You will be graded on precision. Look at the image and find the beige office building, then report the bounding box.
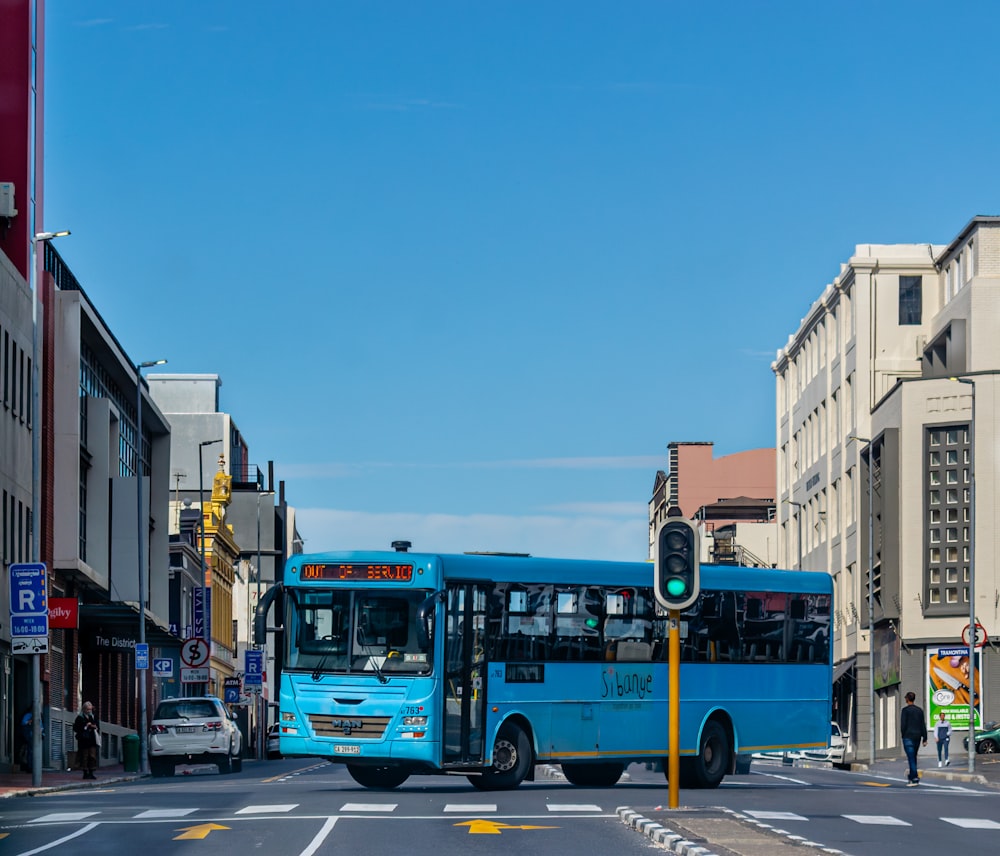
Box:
[774,216,1000,763]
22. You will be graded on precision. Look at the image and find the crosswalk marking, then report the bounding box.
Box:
[546,804,602,812]
[30,812,99,823]
[134,809,199,819]
[235,804,298,815]
[743,810,808,821]
[339,803,397,812]
[444,804,497,813]
[844,814,911,826]
[941,817,1000,829]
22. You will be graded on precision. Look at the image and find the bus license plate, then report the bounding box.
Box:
[334,745,361,755]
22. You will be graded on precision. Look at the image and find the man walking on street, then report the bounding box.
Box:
[900,691,928,786]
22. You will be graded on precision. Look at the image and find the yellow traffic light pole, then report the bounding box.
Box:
[668,609,681,808]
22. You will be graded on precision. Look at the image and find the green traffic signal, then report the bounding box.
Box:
[665,577,688,596]
[655,516,701,610]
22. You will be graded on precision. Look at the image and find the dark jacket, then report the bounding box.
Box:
[73,712,100,748]
[900,704,928,742]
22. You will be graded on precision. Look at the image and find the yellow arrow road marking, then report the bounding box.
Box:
[174,823,231,840]
[455,819,558,834]
[860,781,891,787]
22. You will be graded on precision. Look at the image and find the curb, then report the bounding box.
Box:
[618,807,719,856]
[0,773,142,799]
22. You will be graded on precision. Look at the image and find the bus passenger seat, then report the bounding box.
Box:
[616,641,651,661]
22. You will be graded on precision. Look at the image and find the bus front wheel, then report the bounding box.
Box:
[561,761,624,787]
[346,764,410,789]
[675,720,728,789]
[468,722,532,791]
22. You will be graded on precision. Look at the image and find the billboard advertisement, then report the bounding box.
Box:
[928,646,982,730]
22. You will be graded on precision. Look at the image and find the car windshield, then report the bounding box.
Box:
[154,700,220,720]
[285,588,433,676]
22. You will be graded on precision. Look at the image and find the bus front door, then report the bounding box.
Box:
[442,583,488,766]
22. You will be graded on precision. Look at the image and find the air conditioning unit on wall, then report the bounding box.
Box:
[0,182,17,217]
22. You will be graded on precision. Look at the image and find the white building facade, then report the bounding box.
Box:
[774,216,1000,763]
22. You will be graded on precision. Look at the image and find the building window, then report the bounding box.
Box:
[924,423,971,616]
[899,275,922,324]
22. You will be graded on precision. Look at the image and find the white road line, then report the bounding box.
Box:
[14,822,99,856]
[752,772,811,784]
[28,812,98,823]
[941,817,1000,829]
[546,804,602,812]
[843,815,911,826]
[133,809,198,819]
[444,804,497,813]
[339,803,397,812]
[743,810,808,821]
[298,817,338,856]
[235,804,299,815]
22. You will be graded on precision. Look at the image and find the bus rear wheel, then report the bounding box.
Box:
[561,761,624,787]
[675,720,728,789]
[346,764,410,789]
[468,722,532,791]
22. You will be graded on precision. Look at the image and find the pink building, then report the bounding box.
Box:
[649,442,776,561]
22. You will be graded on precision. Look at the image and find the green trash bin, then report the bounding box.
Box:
[122,733,140,773]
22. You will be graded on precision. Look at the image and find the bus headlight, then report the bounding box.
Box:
[402,716,428,726]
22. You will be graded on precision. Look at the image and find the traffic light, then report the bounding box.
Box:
[654,517,700,610]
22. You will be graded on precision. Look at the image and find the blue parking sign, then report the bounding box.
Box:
[135,643,149,670]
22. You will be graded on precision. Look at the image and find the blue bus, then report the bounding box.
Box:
[257,548,832,790]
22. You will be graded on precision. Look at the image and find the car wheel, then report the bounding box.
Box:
[232,754,243,773]
[150,757,175,778]
[468,722,533,791]
[979,739,998,754]
[217,752,232,774]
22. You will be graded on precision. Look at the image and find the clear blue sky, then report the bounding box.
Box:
[42,2,1000,561]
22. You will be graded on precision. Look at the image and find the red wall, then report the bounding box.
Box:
[0,0,43,279]
[675,445,776,520]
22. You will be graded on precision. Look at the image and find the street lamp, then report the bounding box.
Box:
[782,499,803,569]
[29,229,69,787]
[849,434,876,769]
[951,377,977,774]
[198,439,223,676]
[135,358,166,775]
[255,489,274,759]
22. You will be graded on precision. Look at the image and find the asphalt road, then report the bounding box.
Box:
[2,757,1000,856]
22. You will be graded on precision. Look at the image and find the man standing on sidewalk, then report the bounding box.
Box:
[900,691,928,786]
[74,702,100,780]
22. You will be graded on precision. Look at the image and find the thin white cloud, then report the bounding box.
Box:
[281,455,664,479]
[539,501,646,517]
[125,23,169,31]
[481,456,664,470]
[295,508,649,563]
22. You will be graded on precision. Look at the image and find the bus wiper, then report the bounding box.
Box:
[358,626,389,684]
[310,649,333,682]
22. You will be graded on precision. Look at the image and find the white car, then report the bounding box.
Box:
[802,721,847,764]
[148,696,244,776]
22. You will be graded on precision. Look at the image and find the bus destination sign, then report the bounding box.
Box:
[300,563,414,582]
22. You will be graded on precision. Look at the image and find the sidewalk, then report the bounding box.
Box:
[0,764,142,798]
[832,751,1000,788]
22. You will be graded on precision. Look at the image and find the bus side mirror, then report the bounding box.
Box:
[416,591,445,648]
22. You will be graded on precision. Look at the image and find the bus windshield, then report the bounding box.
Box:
[285,588,434,677]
